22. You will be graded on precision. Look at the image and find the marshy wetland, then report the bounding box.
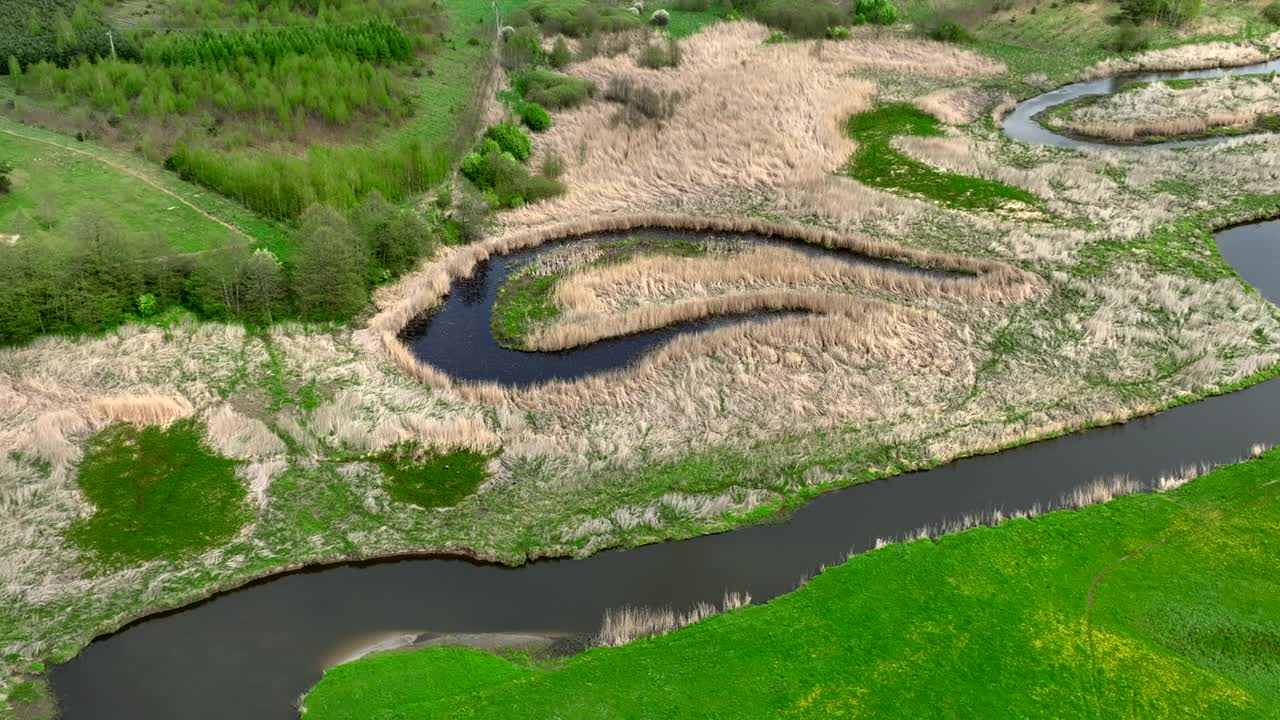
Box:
[4,0,1280,717]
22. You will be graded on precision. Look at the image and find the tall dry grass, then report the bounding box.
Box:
[493,21,1003,230]
[1085,32,1280,79]
[596,590,751,648]
[915,87,991,125]
[1053,73,1280,141]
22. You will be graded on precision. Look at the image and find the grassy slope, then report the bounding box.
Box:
[0,118,290,255]
[900,0,1280,82]
[303,451,1280,719]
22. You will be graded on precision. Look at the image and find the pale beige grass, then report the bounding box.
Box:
[1052,74,1280,141]
[499,21,1004,229]
[915,87,992,125]
[1085,32,1280,78]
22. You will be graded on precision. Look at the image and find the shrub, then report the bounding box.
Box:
[1265,0,1280,24]
[462,151,490,186]
[854,0,897,25]
[525,174,566,202]
[513,69,593,109]
[1106,22,1152,52]
[651,9,671,25]
[604,77,680,125]
[1119,0,1201,26]
[0,160,11,195]
[926,20,973,43]
[522,102,552,131]
[527,0,642,37]
[550,37,573,68]
[827,25,851,40]
[485,123,532,162]
[136,293,158,317]
[166,138,448,221]
[755,0,845,38]
[501,26,542,69]
[638,36,682,68]
[542,153,565,179]
[454,183,491,241]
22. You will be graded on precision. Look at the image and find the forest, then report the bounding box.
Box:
[0,191,435,345]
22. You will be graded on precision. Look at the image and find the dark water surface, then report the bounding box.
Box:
[48,66,1280,719]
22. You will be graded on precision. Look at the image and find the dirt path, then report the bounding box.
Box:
[0,126,251,242]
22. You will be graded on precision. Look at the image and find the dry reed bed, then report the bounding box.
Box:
[497,21,1003,229]
[1052,74,1280,141]
[1084,32,1280,79]
[362,212,1040,403]
[914,87,993,125]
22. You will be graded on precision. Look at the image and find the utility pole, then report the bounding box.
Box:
[107,30,116,59]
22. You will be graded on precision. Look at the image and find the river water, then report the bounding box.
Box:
[48,65,1280,719]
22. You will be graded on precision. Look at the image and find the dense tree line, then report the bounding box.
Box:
[142,19,413,68]
[0,193,437,345]
[0,0,136,73]
[15,51,404,125]
[166,136,448,220]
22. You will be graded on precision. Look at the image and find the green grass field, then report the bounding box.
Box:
[0,127,239,254]
[0,117,288,257]
[303,450,1280,719]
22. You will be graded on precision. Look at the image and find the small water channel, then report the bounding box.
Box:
[47,61,1280,718]
[397,229,952,386]
[1002,58,1280,150]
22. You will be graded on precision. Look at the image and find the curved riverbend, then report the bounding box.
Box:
[49,65,1280,717]
[398,229,962,386]
[49,216,1280,718]
[1003,58,1280,150]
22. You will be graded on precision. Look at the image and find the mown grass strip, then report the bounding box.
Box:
[303,449,1280,719]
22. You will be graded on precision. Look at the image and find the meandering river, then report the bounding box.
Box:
[48,63,1280,718]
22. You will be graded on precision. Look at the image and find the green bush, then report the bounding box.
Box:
[926,20,973,43]
[549,36,573,68]
[136,293,158,317]
[1106,22,1152,52]
[513,69,593,109]
[527,0,642,37]
[827,25,851,39]
[854,0,897,25]
[755,0,845,38]
[485,123,532,162]
[521,102,552,131]
[638,36,682,68]
[1119,0,1201,26]
[1264,0,1280,24]
[166,137,448,220]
